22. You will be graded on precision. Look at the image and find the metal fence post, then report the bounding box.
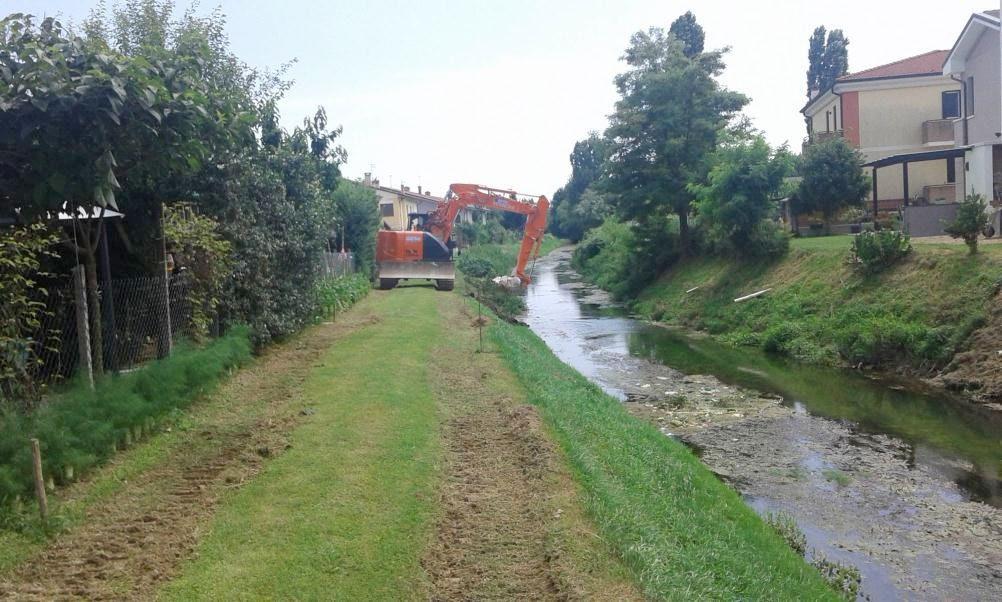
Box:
[72,265,95,390]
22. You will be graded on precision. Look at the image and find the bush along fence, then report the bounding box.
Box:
[314,272,370,322]
[0,327,252,517]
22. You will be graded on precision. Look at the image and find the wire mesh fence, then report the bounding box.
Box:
[322,252,355,278]
[17,273,196,395]
[5,254,358,408]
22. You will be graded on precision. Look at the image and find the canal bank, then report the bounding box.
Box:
[524,247,1002,601]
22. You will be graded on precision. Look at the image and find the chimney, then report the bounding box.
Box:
[363,172,372,187]
[425,191,431,196]
[417,185,422,195]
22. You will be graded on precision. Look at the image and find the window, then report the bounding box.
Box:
[380,203,394,217]
[947,158,956,184]
[967,76,975,115]
[942,90,961,119]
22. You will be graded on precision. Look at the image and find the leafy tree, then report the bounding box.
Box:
[944,193,989,254]
[0,12,219,371]
[797,137,868,233]
[605,14,747,257]
[549,133,610,241]
[806,26,827,97]
[694,135,791,256]
[331,181,380,275]
[668,11,704,58]
[806,26,849,96]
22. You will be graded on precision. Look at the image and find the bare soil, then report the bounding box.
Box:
[936,291,1002,410]
[422,297,640,601]
[0,311,378,601]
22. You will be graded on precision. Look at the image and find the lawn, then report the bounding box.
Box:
[160,288,443,600]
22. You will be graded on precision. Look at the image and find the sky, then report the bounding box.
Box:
[6,0,993,197]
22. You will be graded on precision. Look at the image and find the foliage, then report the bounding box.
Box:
[314,274,370,321]
[634,238,1002,369]
[163,203,232,341]
[331,181,379,275]
[0,224,61,408]
[549,133,612,242]
[764,512,806,556]
[806,26,850,97]
[457,235,562,321]
[944,193,989,255]
[604,13,747,257]
[694,135,792,257]
[667,11,704,58]
[848,230,911,274]
[455,217,512,247]
[573,217,684,299]
[798,138,868,231]
[487,313,837,600]
[0,327,251,511]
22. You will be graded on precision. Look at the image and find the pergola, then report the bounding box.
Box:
[864,147,968,216]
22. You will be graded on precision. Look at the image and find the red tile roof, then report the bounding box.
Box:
[838,50,951,81]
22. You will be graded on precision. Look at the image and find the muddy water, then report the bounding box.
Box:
[524,247,1002,601]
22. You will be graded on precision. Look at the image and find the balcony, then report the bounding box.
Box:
[802,130,844,153]
[922,119,955,145]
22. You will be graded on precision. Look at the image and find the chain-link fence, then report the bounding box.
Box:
[22,272,196,392]
[322,251,355,278]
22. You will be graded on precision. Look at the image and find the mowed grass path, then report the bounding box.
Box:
[161,288,442,600]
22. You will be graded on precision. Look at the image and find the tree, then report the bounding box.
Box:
[0,12,219,372]
[668,11,704,58]
[695,135,791,255]
[797,138,868,233]
[806,26,849,97]
[332,181,380,275]
[549,133,610,241]
[605,15,747,256]
[806,26,827,97]
[944,194,989,254]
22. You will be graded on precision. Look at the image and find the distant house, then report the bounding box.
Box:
[362,173,474,233]
[802,50,963,217]
[943,10,1001,208]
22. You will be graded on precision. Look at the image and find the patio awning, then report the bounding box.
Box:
[864,146,969,168]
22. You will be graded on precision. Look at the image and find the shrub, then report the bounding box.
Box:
[572,217,681,299]
[848,230,911,274]
[314,274,370,321]
[0,328,252,510]
[944,193,989,255]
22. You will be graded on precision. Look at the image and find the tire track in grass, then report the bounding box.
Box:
[0,307,378,601]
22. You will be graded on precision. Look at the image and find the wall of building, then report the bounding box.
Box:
[869,159,953,203]
[857,82,960,150]
[808,96,841,135]
[961,28,1002,147]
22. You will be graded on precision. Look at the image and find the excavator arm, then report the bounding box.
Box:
[425,183,549,285]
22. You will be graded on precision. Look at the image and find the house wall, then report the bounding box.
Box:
[375,189,417,231]
[807,96,841,134]
[961,28,1002,147]
[857,83,960,150]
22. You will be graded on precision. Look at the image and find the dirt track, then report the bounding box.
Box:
[0,313,374,601]
[422,298,640,601]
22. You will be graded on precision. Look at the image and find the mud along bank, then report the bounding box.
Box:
[524,247,1002,601]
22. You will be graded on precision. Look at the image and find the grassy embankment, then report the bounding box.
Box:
[461,239,836,599]
[614,236,1002,370]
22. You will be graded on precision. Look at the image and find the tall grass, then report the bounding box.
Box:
[0,328,252,511]
[456,234,562,320]
[314,273,371,321]
[487,313,837,600]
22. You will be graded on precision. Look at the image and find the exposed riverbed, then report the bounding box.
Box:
[523,247,1002,601]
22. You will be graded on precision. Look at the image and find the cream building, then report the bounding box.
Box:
[363,173,474,232]
[802,50,962,213]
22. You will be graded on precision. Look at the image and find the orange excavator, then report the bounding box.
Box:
[375,183,549,291]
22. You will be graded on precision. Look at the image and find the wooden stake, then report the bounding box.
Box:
[30,438,48,521]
